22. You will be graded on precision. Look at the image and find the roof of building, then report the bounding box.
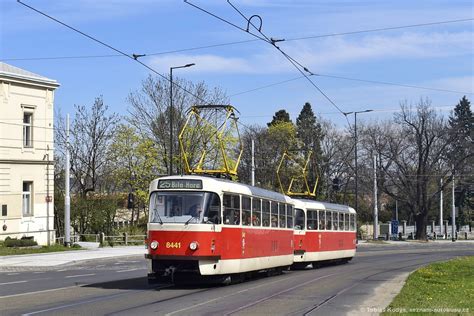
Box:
[0,62,59,88]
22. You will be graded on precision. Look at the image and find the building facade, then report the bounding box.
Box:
[0,62,59,245]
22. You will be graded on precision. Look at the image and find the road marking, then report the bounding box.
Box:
[0,285,78,299]
[95,265,106,268]
[56,269,68,272]
[116,268,141,273]
[33,272,45,274]
[7,273,20,276]
[0,280,28,285]
[20,285,171,316]
[65,273,95,278]
[21,292,131,316]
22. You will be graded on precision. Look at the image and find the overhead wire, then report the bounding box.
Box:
[2,18,472,62]
[187,0,350,124]
[16,0,209,106]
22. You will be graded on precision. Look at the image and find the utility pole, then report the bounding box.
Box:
[251,139,255,186]
[395,200,398,221]
[345,110,372,215]
[373,155,378,240]
[452,167,456,242]
[169,63,195,176]
[45,145,50,246]
[440,178,443,238]
[64,114,71,247]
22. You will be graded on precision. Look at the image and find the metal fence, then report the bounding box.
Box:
[56,233,146,246]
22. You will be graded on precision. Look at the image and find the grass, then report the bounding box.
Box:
[0,243,82,256]
[383,256,474,315]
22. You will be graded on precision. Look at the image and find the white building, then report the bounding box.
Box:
[0,62,59,245]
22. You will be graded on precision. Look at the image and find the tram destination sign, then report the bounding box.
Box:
[158,179,203,190]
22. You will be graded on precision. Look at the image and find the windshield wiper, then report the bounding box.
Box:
[153,209,163,225]
[184,215,198,226]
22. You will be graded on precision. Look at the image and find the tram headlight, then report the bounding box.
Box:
[150,240,159,250]
[189,241,199,251]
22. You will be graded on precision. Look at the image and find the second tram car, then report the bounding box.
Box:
[292,199,357,268]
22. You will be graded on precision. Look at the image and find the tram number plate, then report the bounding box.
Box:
[166,242,181,249]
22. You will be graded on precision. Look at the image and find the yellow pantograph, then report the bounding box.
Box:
[178,105,243,178]
[276,149,319,197]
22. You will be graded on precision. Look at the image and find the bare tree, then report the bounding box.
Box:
[55,97,119,235]
[366,99,455,239]
[127,75,228,175]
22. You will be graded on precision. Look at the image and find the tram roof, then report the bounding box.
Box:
[151,175,291,203]
[293,198,356,214]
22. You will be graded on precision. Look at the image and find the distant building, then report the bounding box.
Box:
[0,62,59,245]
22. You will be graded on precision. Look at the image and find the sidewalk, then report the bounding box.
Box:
[0,246,146,268]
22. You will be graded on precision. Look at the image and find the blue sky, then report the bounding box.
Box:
[1,0,473,127]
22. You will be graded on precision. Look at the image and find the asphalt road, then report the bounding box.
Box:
[1,242,473,316]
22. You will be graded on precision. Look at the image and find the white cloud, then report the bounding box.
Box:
[282,31,473,71]
[147,30,473,76]
[148,54,255,74]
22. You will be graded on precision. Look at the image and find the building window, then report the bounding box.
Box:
[23,112,33,147]
[1,205,6,217]
[22,182,33,216]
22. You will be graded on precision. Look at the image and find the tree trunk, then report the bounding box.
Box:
[415,213,427,240]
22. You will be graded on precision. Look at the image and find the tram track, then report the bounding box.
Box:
[300,260,430,315]
[221,253,456,316]
[9,247,473,316]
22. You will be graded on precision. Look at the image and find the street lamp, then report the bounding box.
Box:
[169,63,195,176]
[344,109,373,215]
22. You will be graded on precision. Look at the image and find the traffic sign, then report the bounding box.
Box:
[391,220,399,235]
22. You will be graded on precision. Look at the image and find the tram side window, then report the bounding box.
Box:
[223,194,240,225]
[339,213,344,230]
[350,214,356,231]
[279,204,286,228]
[318,211,325,230]
[252,198,261,226]
[344,213,349,231]
[307,210,317,230]
[326,211,333,230]
[332,212,337,230]
[242,196,251,226]
[270,201,278,227]
[287,205,294,228]
[206,192,221,224]
[294,208,305,230]
[262,200,270,227]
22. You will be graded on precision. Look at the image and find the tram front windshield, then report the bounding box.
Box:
[149,191,220,224]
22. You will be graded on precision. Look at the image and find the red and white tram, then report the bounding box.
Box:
[292,199,357,268]
[146,175,295,283]
[145,175,357,283]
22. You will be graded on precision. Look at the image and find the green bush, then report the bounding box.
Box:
[4,238,38,247]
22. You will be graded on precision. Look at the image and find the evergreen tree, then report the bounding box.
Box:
[296,102,324,196]
[448,96,473,224]
[449,96,473,151]
[268,109,291,127]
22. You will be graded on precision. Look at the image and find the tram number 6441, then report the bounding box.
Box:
[166,242,181,249]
